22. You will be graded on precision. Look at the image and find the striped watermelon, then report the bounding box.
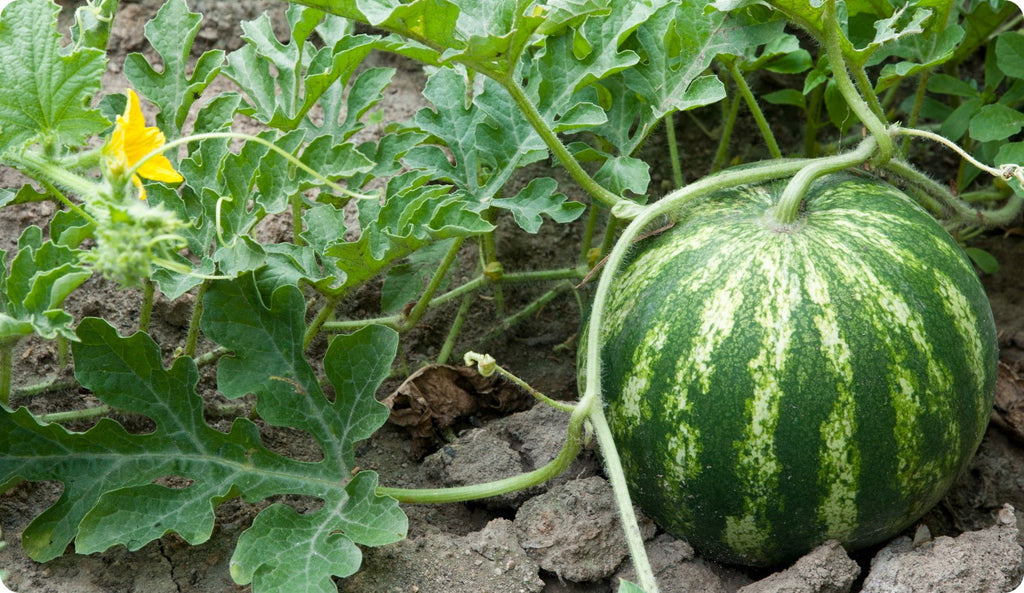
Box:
[595,171,998,567]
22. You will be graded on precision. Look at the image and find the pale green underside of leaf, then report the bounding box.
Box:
[618,580,648,593]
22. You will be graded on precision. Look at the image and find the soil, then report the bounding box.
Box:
[2,1,1024,592]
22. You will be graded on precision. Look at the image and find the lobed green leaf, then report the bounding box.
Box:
[0,226,90,342]
[124,0,225,135]
[0,292,406,591]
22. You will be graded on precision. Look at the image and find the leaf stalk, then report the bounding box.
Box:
[822,1,894,163]
[726,59,782,160]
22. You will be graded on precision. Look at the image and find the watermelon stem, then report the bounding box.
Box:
[892,126,1024,189]
[663,113,685,188]
[499,79,624,210]
[590,404,661,593]
[883,157,1024,227]
[464,351,576,413]
[821,1,895,164]
[773,135,879,225]
[723,56,783,160]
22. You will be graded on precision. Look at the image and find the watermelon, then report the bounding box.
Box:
[593,171,998,567]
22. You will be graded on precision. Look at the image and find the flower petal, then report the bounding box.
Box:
[103,89,183,199]
[137,154,184,183]
[131,174,147,202]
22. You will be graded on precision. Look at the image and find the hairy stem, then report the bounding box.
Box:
[290,192,306,246]
[773,136,879,225]
[377,412,585,503]
[56,335,70,369]
[38,404,112,424]
[12,377,79,399]
[321,268,585,333]
[850,63,888,126]
[804,83,824,158]
[303,294,341,349]
[499,81,622,209]
[465,352,575,412]
[590,405,657,592]
[894,126,1024,183]
[5,151,102,221]
[481,280,576,343]
[664,114,684,188]
[182,281,209,358]
[712,89,741,172]
[823,1,894,162]
[478,230,506,317]
[401,237,466,331]
[900,72,931,155]
[0,344,12,407]
[579,205,600,266]
[883,158,1024,227]
[728,60,782,159]
[194,346,230,369]
[437,293,475,365]
[138,278,155,333]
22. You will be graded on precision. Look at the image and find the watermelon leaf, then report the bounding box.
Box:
[0,226,90,343]
[123,0,225,135]
[491,178,585,234]
[964,247,999,274]
[223,5,375,132]
[969,104,1024,143]
[0,0,108,153]
[403,68,557,220]
[0,279,406,591]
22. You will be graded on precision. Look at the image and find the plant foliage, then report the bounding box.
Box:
[0,0,1022,591]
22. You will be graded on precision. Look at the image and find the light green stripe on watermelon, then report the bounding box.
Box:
[936,272,993,424]
[723,246,799,557]
[615,318,672,437]
[800,252,860,540]
[654,253,761,502]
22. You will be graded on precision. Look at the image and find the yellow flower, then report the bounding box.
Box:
[104,89,183,200]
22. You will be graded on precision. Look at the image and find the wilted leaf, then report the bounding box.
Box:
[383,363,531,459]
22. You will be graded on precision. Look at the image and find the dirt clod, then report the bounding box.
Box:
[514,476,655,583]
[420,404,600,508]
[737,540,859,593]
[860,505,1023,593]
